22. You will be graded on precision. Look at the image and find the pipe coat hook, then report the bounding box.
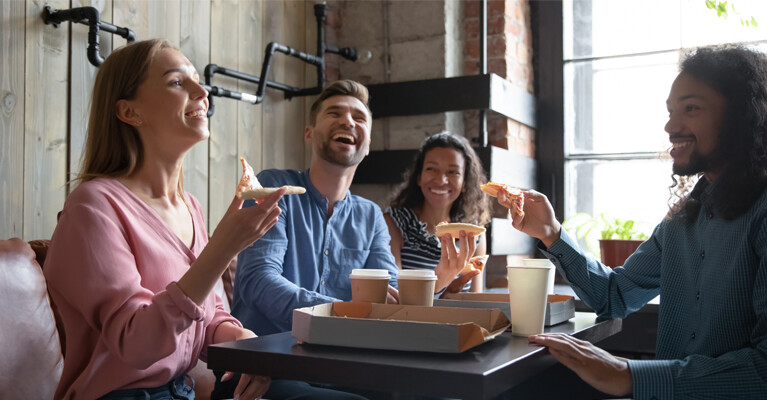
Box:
[43,5,136,67]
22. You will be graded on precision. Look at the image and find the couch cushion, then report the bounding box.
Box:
[28,238,67,355]
[0,238,63,398]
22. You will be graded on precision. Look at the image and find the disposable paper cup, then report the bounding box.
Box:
[507,265,553,336]
[350,269,391,303]
[521,258,556,294]
[397,270,437,306]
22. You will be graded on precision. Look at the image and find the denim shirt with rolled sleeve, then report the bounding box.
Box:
[231,169,399,336]
[538,180,767,399]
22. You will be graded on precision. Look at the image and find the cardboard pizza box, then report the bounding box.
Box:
[292,302,510,353]
[434,293,575,326]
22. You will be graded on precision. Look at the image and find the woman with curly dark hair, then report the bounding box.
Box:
[492,44,767,398]
[384,132,491,293]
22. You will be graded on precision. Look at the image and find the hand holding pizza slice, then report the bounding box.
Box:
[481,182,525,217]
[236,157,306,201]
[460,254,489,275]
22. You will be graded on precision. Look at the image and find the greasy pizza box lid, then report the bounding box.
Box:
[292,302,510,353]
[435,293,575,326]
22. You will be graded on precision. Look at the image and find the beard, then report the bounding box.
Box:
[672,150,715,176]
[317,140,367,167]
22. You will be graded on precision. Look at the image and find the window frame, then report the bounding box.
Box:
[532,0,566,219]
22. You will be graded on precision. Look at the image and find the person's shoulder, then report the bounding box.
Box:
[349,194,384,213]
[746,187,767,222]
[61,178,130,219]
[383,206,411,221]
[257,169,303,186]
[350,193,380,207]
[67,178,122,205]
[184,191,203,214]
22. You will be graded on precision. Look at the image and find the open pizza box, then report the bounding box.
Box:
[292,302,510,353]
[434,293,575,326]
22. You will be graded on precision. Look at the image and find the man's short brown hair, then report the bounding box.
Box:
[309,80,371,125]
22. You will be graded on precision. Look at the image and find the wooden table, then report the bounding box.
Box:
[207,312,621,400]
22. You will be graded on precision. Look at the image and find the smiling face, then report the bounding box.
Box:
[117,48,209,153]
[417,147,465,211]
[306,95,371,167]
[665,72,727,177]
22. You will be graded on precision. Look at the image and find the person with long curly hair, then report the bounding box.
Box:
[385,132,491,293]
[493,45,767,398]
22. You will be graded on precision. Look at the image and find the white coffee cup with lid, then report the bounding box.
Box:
[350,269,391,303]
[397,270,437,306]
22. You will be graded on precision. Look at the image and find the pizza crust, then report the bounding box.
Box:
[237,185,306,200]
[460,254,489,275]
[434,222,486,239]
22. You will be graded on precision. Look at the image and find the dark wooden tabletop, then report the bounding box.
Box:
[207,312,621,400]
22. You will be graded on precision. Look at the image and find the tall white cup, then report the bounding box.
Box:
[507,265,553,336]
[521,258,556,294]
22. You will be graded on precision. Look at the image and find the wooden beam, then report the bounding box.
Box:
[367,73,536,128]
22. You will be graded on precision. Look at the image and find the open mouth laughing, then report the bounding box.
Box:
[332,132,357,145]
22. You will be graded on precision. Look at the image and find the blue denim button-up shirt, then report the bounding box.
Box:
[232,169,399,335]
[541,180,767,399]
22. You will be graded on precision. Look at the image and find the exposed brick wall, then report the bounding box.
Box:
[463,0,535,157]
[326,2,538,277]
[326,1,535,155]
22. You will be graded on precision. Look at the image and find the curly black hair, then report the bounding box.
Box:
[389,132,491,226]
[669,45,767,221]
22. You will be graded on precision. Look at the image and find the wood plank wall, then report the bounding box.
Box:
[1,0,314,240]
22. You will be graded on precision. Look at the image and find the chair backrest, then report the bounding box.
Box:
[0,238,63,398]
[220,256,238,311]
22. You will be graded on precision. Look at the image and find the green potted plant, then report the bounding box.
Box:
[562,213,649,268]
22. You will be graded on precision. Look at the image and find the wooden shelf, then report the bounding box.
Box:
[367,73,536,128]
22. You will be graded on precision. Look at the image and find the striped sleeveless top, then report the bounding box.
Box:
[385,207,442,271]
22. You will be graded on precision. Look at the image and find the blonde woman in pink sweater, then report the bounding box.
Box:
[45,39,281,400]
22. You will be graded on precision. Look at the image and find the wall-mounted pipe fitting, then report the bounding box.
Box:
[204,3,358,116]
[42,5,136,67]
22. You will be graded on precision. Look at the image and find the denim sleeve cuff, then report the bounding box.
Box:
[627,359,675,400]
[166,282,205,322]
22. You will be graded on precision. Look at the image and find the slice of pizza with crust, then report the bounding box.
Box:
[480,182,525,216]
[236,157,306,200]
[434,221,486,239]
[460,254,489,275]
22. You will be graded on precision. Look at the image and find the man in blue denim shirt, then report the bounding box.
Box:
[495,46,767,399]
[231,80,475,337]
[214,80,476,399]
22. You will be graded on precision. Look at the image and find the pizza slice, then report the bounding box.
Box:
[236,157,306,200]
[480,182,525,216]
[434,221,486,239]
[460,254,489,275]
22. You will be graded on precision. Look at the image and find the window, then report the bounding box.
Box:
[552,0,767,250]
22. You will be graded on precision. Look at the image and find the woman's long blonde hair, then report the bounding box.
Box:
[77,39,183,190]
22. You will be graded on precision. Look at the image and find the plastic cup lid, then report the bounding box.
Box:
[349,269,391,279]
[397,270,437,280]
